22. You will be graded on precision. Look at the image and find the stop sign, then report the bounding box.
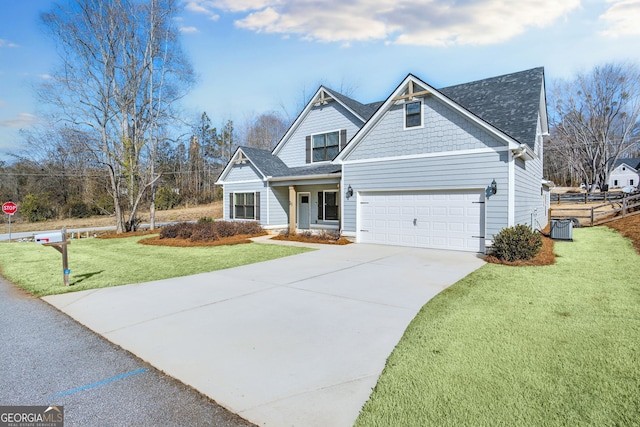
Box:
[2,202,17,215]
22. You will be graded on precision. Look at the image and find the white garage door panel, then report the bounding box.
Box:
[359,190,484,252]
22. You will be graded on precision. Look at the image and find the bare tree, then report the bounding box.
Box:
[550,63,640,191]
[39,0,194,232]
[240,111,288,150]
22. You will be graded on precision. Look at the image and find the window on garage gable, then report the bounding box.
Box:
[318,190,339,221]
[405,101,422,128]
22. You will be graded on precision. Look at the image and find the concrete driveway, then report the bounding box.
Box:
[43,239,485,426]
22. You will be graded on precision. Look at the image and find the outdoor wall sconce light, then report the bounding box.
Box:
[490,179,497,195]
[346,185,354,199]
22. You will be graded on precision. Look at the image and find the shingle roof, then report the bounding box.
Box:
[326,88,378,121]
[613,157,640,170]
[238,146,289,177]
[439,67,545,149]
[239,146,341,179]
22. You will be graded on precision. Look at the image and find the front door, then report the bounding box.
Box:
[298,193,310,229]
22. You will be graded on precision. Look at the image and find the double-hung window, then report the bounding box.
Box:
[405,101,422,128]
[318,191,339,221]
[233,192,257,219]
[312,131,339,162]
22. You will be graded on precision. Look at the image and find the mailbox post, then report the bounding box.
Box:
[35,228,70,286]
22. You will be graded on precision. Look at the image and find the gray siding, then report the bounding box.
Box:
[225,162,263,182]
[342,151,509,241]
[514,116,548,230]
[347,95,504,161]
[268,186,289,227]
[277,102,363,167]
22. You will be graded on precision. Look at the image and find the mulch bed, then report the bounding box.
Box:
[604,213,640,253]
[271,233,352,245]
[138,233,266,247]
[484,235,555,266]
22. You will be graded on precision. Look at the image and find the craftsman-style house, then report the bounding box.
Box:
[216,67,550,253]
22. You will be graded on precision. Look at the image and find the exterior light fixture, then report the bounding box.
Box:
[490,179,497,195]
[346,185,354,199]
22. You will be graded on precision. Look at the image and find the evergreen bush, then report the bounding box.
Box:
[492,224,542,262]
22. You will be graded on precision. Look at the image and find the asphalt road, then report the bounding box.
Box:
[0,276,255,427]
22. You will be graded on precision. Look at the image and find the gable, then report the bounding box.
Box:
[344,93,506,162]
[274,98,363,167]
[337,69,545,163]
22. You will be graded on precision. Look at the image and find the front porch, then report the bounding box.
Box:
[270,180,342,234]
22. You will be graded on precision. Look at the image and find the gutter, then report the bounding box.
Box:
[512,143,535,161]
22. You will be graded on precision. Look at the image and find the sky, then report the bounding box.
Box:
[1,0,640,162]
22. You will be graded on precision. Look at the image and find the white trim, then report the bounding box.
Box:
[508,151,515,226]
[217,179,265,185]
[267,173,341,182]
[403,99,424,130]
[339,147,507,165]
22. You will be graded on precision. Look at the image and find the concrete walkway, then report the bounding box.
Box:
[43,239,485,426]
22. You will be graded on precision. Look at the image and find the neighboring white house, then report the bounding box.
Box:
[216,67,550,253]
[609,158,640,189]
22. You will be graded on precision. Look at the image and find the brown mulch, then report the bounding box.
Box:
[98,230,151,239]
[484,234,556,266]
[138,233,266,247]
[271,233,352,245]
[604,213,640,253]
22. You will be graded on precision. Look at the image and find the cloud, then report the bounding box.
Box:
[186,0,581,46]
[0,39,19,48]
[600,0,640,37]
[0,113,38,129]
[180,26,199,33]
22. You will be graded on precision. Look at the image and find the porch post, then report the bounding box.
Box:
[289,185,297,234]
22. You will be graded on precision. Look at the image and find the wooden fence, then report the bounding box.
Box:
[551,191,626,204]
[550,193,640,226]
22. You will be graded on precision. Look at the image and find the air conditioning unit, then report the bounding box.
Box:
[550,219,573,241]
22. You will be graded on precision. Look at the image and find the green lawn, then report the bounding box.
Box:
[0,236,312,297]
[356,227,640,426]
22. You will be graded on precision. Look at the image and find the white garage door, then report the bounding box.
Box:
[358,190,484,252]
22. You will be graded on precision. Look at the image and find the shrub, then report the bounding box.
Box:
[492,225,543,262]
[159,221,264,242]
[190,223,220,242]
[20,193,56,222]
[65,200,92,218]
[213,221,238,237]
[155,186,182,210]
[236,221,263,235]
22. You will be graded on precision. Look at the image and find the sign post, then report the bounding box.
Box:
[2,202,18,242]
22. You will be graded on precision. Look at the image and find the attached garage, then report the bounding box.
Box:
[357,190,485,252]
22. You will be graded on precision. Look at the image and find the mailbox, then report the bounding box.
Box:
[35,231,65,244]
